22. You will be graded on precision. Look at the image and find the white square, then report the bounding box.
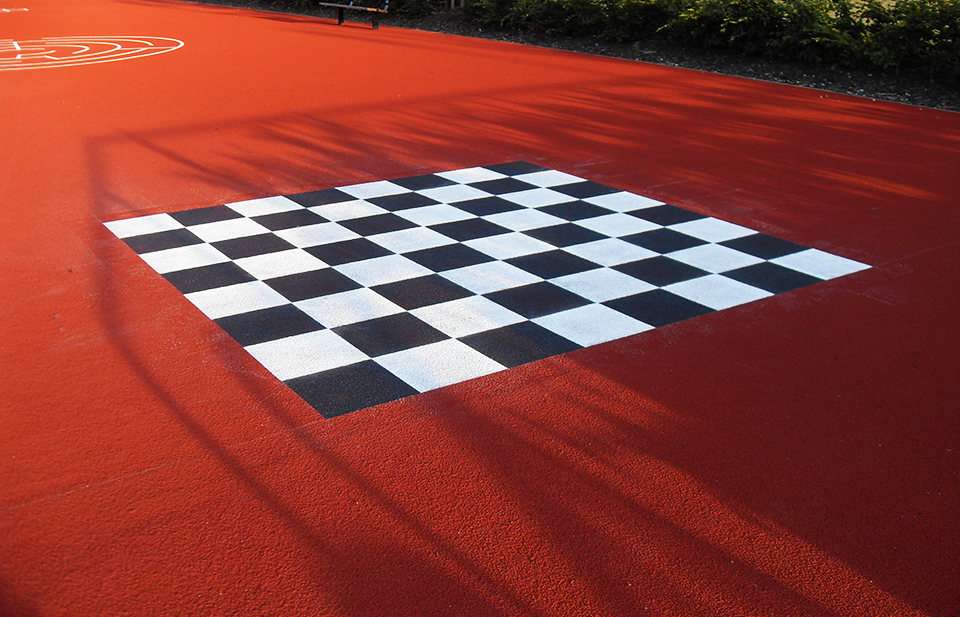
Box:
[664,274,772,310]
[500,188,574,208]
[309,200,387,222]
[140,243,230,274]
[576,213,661,237]
[669,218,754,243]
[334,255,432,287]
[188,217,270,243]
[533,304,652,347]
[105,213,183,238]
[418,184,492,204]
[246,330,368,381]
[771,249,870,280]
[368,227,456,254]
[375,339,506,393]
[514,170,585,187]
[464,232,554,260]
[667,243,764,273]
[295,288,404,328]
[435,167,506,184]
[274,222,360,248]
[226,196,302,217]
[485,209,566,232]
[185,281,289,319]
[394,204,475,226]
[563,239,658,267]
[411,296,525,338]
[440,261,542,294]
[234,249,327,280]
[584,192,663,212]
[551,268,655,302]
[339,180,409,200]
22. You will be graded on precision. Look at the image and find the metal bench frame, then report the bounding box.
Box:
[316,1,388,29]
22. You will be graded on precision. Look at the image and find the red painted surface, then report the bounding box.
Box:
[2,0,959,615]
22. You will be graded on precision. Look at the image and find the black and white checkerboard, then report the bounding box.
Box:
[105,162,869,418]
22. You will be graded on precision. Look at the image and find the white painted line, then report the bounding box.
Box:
[0,36,184,71]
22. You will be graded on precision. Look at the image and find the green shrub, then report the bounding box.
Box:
[607,0,685,40]
[508,0,613,35]
[858,0,960,76]
[465,0,960,81]
[771,0,853,63]
[390,0,447,15]
[663,0,786,54]
[467,0,520,25]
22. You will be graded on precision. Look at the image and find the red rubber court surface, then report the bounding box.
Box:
[2,0,959,614]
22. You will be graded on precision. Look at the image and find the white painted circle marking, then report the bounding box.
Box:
[0,36,183,70]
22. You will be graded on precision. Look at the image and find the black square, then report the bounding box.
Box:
[723,263,821,294]
[163,262,255,294]
[285,188,354,207]
[390,174,456,191]
[720,233,806,259]
[615,256,708,287]
[551,181,619,199]
[334,313,448,357]
[485,161,547,175]
[429,218,510,242]
[605,289,713,327]
[372,275,473,310]
[286,361,418,418]
[404,243,494,271]
[537,201,610,221]
[623,228,706,254]
[454,196,524,216]
[305,238,393,266]
[460,322,581,368]
[469,178,536,195]
[125,228,203,254]
[629,204,706,226]
[523,223,607,248]
[368,192,439,211]
[507,250,599,279]
[338,213,417,236]
[211,234,295,259]
[252,209,326,231]
[170,205,242,226]
[215,305,323,347]
[265,268,361,302]
[485,282,590,319]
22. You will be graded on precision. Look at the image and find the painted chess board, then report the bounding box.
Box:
[105,162,869,417]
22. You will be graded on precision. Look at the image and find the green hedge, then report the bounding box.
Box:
[465,0,960,80]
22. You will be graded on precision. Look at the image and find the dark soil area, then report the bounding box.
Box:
[192,0,960,112]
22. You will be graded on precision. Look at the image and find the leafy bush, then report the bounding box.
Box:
[664,0,787,54]
[511,0,616,35]
[465,0,960,81]
[773,0,852,64]
[858,0,960,75]
[608,0,688,40]
[390,0,448,15]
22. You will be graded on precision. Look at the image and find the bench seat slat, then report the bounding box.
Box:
[316,1,387,28]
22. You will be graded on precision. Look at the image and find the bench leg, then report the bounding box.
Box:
[372,12,379,29]
[337,6,344,24]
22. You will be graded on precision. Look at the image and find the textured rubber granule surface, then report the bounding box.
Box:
[1,0,958,615]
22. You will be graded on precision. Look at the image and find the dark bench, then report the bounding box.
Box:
[317,1,388,29]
